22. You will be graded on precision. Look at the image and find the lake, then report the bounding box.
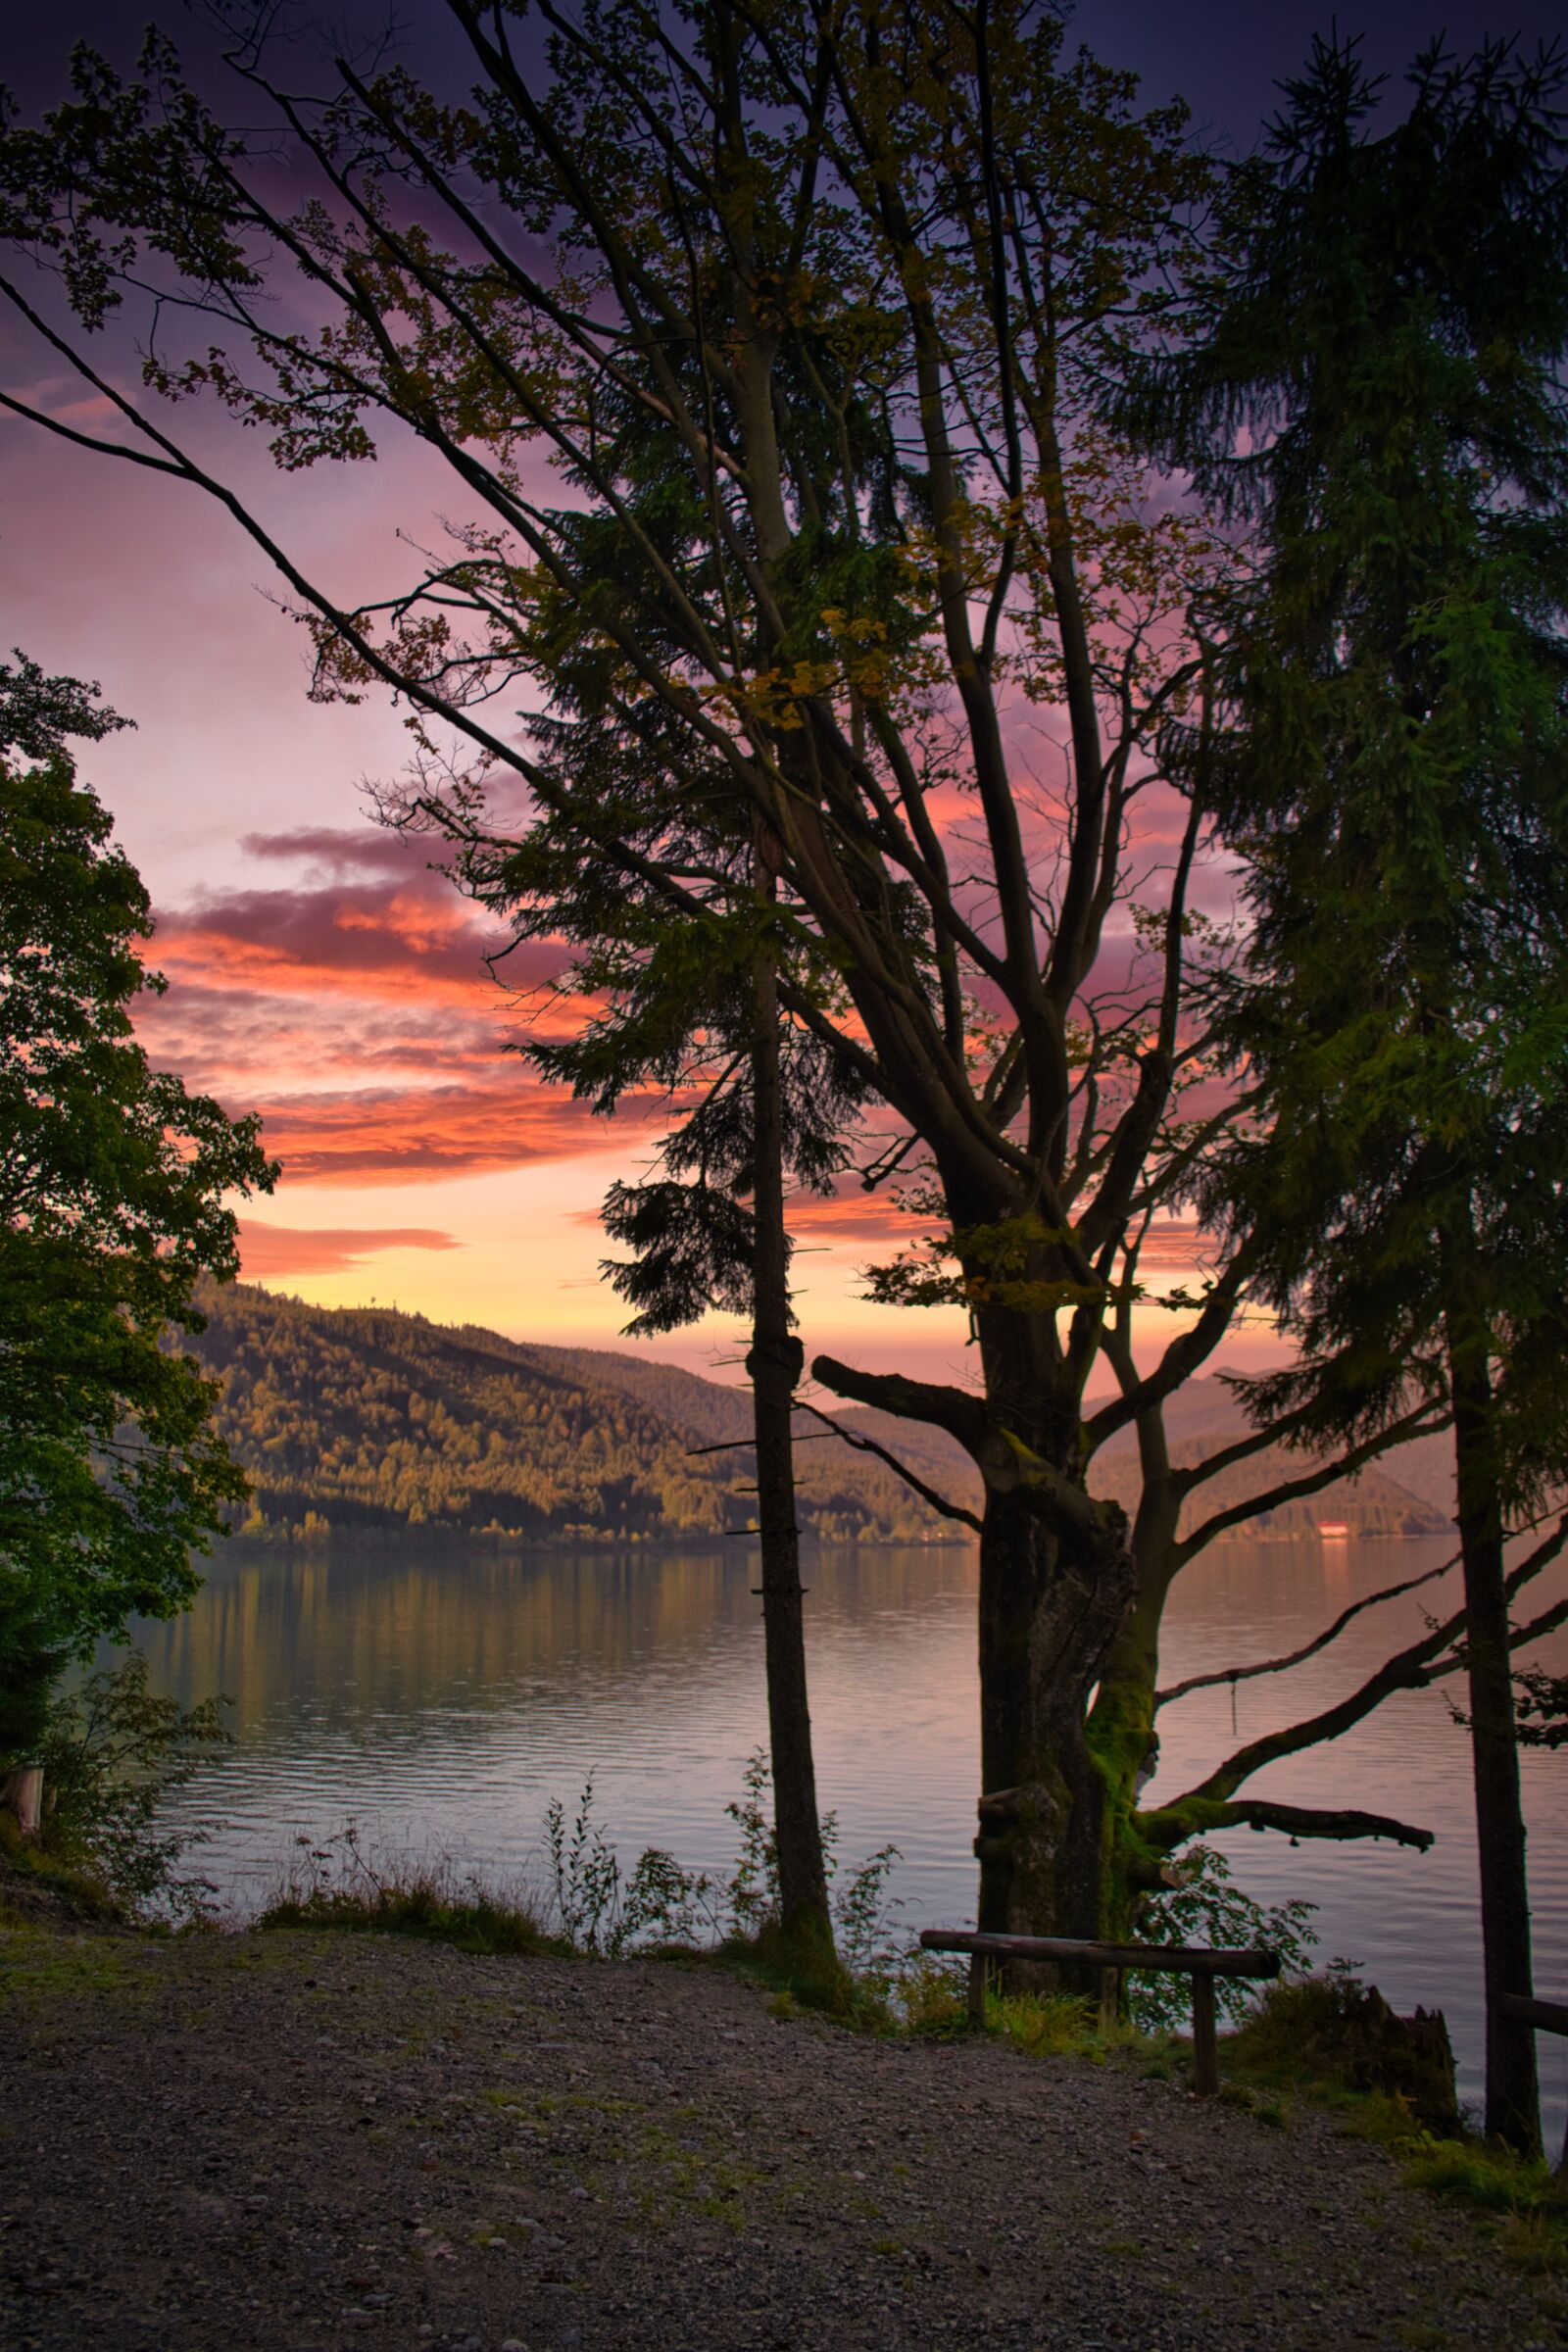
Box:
[133,1530,1568,2139]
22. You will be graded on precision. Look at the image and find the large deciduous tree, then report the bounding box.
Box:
[2,1,1506,1949]
[0,659,276,1785]
[1122,34,1568,2153]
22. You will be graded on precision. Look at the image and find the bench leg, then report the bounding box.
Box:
[968,1952,988,2028]
[1192,1971,1218,2095]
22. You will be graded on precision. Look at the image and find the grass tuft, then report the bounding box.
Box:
[256,1874,562,1955]
[255,1831,564,1958]
[893,1952,971,2037]
[0,1812,128,1927]
[988,1986,1164,2066]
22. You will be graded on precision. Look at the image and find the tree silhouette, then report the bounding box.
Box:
[1124,33,1568,2152]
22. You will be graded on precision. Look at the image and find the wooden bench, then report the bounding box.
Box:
[1497,1990,1568,2037]
[919,1929,1282,2095]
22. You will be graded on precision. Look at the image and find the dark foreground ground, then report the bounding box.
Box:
[0,1925,1554,2352]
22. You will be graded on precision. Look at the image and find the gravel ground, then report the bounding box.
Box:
[0,1923,1554,2352]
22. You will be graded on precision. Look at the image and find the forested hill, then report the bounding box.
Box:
[184,1284,973,1545]
[1089,1381,1455,1542]
[486,1345,1451,1541]
[183,1285,1450,1547]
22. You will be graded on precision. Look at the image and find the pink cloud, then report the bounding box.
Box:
[236,1221,461,1278]
[250,1078,667,1186]
[135,981,509,1090]
[152,881,533,1007]
[239,826,447,878]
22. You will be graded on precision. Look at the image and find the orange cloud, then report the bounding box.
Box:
[236,1221,461,1278]
[149,823,568,1012]
[250,1079,668,1186]
[1134,1218,1207,1270]
[789,1189,925,1244]
[154,887,525,1009]
[135,980,509,1093]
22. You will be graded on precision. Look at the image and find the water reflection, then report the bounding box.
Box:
[135,1533,1567,2135]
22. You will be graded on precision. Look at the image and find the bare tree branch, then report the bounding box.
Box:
[810,1354,986,1456]
[1172,1403,1451,1564]
[1155,1550,1461,1706]
[1190,1798,1434,1850]
[797,1399,983,1533]
[1168,1513,1568,1809]
[1175,1396,1446,1500]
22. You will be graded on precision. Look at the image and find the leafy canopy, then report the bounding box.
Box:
[0,661,276,1672]
[1124,34,1568,1500]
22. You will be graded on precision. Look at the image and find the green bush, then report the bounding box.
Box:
[1129,1843,1317,2030]
[27,1651,229,1923]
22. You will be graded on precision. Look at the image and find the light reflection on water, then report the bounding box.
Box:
[134,1532,1568,2139]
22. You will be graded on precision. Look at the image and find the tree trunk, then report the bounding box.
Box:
[0,1765,44,1838]
[1086,1575,1183,1944]
[1085,1429,1188,1947]
[970,1337,1138,1977]
[1444,1247,1541,2158]
[746,832,836,1982]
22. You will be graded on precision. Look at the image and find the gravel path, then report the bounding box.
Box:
[0,1924,1551,2351]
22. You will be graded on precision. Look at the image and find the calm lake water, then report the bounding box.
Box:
[133,1531,1568,2138]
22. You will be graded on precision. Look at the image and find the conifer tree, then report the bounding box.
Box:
[1124,34,1568,2153]
[440,727,865,1978]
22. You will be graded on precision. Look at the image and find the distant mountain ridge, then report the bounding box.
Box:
[1090,1376,1456,1538]
[186,1285,973,1545]
[186,1285,1450,1546]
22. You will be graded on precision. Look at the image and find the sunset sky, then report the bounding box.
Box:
[4,0,1557,1393]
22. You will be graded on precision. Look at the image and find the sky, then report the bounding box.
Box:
[3,0,1559,1394]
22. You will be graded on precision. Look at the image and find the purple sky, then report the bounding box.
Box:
[2,1,1552,1382]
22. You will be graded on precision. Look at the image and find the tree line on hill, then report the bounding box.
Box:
[187,1282,969,1546]
[187,1283,1451,1548]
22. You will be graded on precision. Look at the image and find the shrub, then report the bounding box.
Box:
[27,1651,229,1923]
[1129,1843,1317,2030]
[541,1751,904,1973]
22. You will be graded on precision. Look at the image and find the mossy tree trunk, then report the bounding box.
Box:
[965,1312,1138,1983]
